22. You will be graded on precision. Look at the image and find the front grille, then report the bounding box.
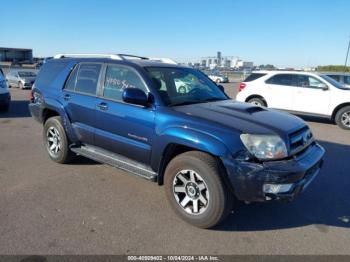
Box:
[288,126,313,155]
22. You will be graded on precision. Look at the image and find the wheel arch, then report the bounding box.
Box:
[156,143,229,187]
[245,94,268,106]
[331,103,350,121]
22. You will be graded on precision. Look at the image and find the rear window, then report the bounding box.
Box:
[244,73,266,82]
[35,61,69,87]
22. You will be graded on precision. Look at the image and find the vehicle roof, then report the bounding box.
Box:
[316,72,350,76]
[252,70,324,75]
[51,57,184,68]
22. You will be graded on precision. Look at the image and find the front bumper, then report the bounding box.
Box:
[222,142,325,202]
[0,92,11,106]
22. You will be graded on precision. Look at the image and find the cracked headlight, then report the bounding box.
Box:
[240,134,288,160]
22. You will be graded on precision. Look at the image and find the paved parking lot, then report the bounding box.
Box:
[0,84,349,255]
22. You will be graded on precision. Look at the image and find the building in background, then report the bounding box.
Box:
[0,47,33,63]
[199,51,253,70]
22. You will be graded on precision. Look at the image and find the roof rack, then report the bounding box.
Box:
[53,53,178,64]
[149,57,178,64]
[53,54,123,60]
[118,54,149,60]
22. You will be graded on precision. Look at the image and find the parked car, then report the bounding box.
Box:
[236,71,350,130]
[0,70,11,111]
[29,54,325,228]
[324,73,350,89]
[6,69,37,89]
[208,73,229,83]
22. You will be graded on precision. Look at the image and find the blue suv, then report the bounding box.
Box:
[29,54,325,228]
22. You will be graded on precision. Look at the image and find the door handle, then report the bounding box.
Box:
[97,102,108,111]
[63,94,71,101]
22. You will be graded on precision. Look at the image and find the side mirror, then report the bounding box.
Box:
[319,83,329,91]
[217,84,225,92]
[122,88,149,106]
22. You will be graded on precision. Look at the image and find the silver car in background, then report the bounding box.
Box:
[6,69,37,89]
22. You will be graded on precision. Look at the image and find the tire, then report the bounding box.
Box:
[335,106,350,130]
[216,78,221,83]
[178,86,186,94]
[43,116,74,163]
[18,81,24,89]
[164,151,233,228]
[247,97,266,107]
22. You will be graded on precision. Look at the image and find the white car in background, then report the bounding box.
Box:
[208,74,229,83]
[236,71,350,129]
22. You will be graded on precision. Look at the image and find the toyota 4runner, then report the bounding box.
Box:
[29,54,325,228]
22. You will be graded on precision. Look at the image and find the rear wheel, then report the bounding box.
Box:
[247,97,266,107]
[43,116,74,163]
[164,151,233,228]
[335,106,350,130]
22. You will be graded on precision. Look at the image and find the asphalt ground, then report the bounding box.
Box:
[0,84,349,255]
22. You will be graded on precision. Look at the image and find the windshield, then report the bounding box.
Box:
[146,67,228,106]
[18,71,36,77]
[319,74,348,89]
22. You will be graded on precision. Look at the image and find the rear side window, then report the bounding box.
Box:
[35,61,69,87]
[266,74,296,86]
[244,73,266,82]
[64,63,101,95]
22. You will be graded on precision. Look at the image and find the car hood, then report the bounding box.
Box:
[173,100,306,136]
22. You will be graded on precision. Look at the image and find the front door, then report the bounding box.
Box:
[292,74,331,115]
[94,64,155,164]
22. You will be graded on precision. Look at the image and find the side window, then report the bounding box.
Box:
[75,63,101,95]
[103,65,147,101]
[266,74,295,86]
[64,65,78,91]
[296,75,326,89]
[328,75,340,82]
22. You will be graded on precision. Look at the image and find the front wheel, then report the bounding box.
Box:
[43,116,74,163]
[335,106,350,130]
[164,151,233,228]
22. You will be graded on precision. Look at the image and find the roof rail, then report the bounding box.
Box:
[53,54,123,60]
[149,57,178,64]
[118,54,149,60]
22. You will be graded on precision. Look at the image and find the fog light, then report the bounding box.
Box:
[263,184,293,194]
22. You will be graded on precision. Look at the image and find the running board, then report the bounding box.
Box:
[70,145,157,181]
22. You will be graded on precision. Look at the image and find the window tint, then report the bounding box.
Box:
[35,61,69,88]
[75,64,101,95]
[244,73,266,82]
[103,65,147,101]
[328,75,341,82]
[64,65,78,91]
[266,74,295,86]
[296,75,326,88]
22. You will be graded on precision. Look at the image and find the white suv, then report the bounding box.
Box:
[236,71,350,129]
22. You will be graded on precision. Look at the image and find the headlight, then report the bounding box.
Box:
[240,134,287,160]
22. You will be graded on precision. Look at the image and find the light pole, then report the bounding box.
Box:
[345,36,350,72]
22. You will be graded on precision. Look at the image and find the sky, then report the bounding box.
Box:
[1,0,350,68]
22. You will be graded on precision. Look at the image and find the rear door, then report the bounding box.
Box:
[292,74,331,115]
[94,63,155,164]
[264,74,296,110]
[62,63,102,145]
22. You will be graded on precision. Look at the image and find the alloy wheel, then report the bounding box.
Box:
[341,111,350,127]
[46,126,61,156]
[172,170,209,215]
